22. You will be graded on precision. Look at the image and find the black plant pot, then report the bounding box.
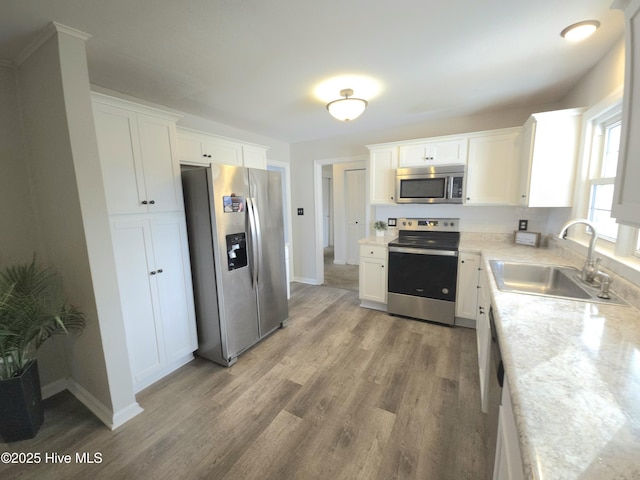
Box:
[0,360,44,442]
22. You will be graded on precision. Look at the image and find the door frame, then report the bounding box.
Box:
[313,155,368,286]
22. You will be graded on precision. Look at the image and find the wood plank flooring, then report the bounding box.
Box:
[0,283,490,480]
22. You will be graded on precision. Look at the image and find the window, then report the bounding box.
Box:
[587,116,621,242]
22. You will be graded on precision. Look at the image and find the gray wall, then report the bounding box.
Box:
[0,65,39,261]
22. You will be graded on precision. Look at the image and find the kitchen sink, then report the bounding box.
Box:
[489,261,628,305]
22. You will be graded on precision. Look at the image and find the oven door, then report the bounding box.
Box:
[387,247,458,325]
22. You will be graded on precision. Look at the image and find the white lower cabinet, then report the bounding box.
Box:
[111,214,197,392]
[493,377,525,480]
[455,252,481,321]
[358,245,387,305]
[476,264,491,413]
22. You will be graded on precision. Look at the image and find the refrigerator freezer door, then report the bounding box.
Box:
[248,169,289,335]
[181,168,226,363]
[209,165,261,360]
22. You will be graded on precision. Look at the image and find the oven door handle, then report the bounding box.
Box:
[388,246,458,256]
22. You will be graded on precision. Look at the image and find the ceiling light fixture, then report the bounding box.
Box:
[326,89,368,122]
[560,20,600,42]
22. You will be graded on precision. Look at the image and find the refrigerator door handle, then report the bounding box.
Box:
[247,197,261,289]
[251,196,263,283]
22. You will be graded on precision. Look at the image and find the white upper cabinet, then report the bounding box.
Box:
[176,128,268,169]
[398,137,468,167]
[367,145,398,205]
[465,128,521,205]
[92,94,183,215]
[242,144,268,170]
[518,108,583,207]
[612,0,640,227]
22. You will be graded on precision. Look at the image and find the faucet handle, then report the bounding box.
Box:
[596,271,612,299]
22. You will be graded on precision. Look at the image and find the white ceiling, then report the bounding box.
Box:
[0,0,625,143]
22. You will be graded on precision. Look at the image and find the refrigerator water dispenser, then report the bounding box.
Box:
[226,232,248,271]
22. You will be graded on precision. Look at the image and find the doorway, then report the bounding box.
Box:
[314,157,368,289]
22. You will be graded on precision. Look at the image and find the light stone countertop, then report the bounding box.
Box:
[460,237,640,480]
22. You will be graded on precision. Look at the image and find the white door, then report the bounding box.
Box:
[322,177,332,248]
[345,169,366,265]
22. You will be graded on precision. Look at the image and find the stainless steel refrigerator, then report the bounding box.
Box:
[181,164,289,366]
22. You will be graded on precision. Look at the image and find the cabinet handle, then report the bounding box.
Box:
[149,200,155,205]
[141,200,148,205]
[157,269,163,273]
[150,270,156,275]
[461,260,465,263]
[522,194,526,198]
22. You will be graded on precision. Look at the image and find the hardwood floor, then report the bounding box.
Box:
[0,283,490,480]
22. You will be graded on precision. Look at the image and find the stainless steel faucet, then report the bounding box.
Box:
[558,219,600,283]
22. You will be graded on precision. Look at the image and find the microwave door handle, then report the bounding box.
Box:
[446,175,453,200]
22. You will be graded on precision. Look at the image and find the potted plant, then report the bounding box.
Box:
[0,259,85,442]
[374,220,388,237]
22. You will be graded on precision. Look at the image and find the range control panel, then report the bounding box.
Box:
[397,218,460,232]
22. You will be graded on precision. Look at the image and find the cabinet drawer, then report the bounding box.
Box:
[359,245,387,260]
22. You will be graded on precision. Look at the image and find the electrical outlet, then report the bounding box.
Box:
[297,208,304,215]
[388,218,397,227]
[518,220,528,231]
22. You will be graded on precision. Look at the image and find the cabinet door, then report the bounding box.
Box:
[204,138,243,166]
[494,378,525,480]
[359,257,387,303]
[137,114,183,212]
[177,135,207,164]
[111,219,165,386]
[369,147,398,204]
[93,103,148,215]
[242,145,268,169]
[150,217,198,363]
[430,138,468,165]
[520,110,582,207]
[476,267,491,413]
[399,139,467,167]
[612,0,640,227]
[466,131,520,205]
[455,252,480,320]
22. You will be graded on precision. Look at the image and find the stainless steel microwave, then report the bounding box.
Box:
[395,165,465,204]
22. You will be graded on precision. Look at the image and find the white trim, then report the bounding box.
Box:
[313,155,368,285]
[91,92,182,122]
[67,378,143,430]
[41,378,69,400]
[268,159,294,282]
[293,275,321,285]
[15,22,91,66]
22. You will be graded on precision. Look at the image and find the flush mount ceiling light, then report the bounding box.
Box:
[326,89,368,122]
[560,20,600,42]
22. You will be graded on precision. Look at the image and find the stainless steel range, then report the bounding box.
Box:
[387,218,460,326]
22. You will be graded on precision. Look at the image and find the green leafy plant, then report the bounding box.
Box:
[0,260,85,380]
[374,220,388,231]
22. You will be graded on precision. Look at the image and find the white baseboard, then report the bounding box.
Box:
[359,300,388,312]
[293,276,321,285]
[133,353,194,393]
[66,379,143,431]
[455,316,477,329]
[41,378,69,399]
